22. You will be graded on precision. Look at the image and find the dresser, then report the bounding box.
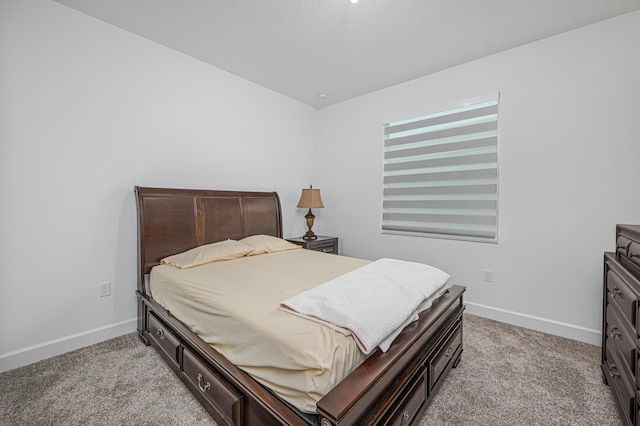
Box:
[602,224,640,426]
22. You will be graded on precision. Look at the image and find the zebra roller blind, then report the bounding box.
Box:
[382,96,499,242]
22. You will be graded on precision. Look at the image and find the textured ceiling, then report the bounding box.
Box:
[54,0,640,108]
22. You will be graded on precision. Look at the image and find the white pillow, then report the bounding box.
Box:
[240,234,301,256]
[161,239,253,269]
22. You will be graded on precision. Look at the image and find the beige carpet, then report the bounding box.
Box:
[0,314,621,425]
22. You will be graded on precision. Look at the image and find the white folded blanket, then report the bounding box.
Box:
[279,258,450,354]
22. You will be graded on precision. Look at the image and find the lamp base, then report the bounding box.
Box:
[303,209,317,240]
[302,230,318,240]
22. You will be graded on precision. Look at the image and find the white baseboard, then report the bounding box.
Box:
[0,304,601,373]
[0,318,137,373]
[465,301,602,346]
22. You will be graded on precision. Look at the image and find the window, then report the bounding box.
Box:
[382,95,499,242]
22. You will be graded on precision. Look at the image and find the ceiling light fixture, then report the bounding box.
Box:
[351,0,359,3]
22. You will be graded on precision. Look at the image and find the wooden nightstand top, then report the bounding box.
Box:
[286,236,338,254]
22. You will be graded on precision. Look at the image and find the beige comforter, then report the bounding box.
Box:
[150,248,369,413]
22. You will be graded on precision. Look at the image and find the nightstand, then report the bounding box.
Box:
[286,236,338,254]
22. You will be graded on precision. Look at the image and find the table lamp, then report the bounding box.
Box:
[297,185,324,240]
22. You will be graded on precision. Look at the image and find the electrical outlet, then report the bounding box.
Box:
[483,270,493,283]
[99,282,111,297]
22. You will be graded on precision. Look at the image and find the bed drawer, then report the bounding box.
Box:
[147,313,180,367]
[429,322,462,391]
[382,373,426,426]
[182,348,243,426]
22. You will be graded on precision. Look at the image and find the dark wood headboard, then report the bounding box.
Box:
[135,186,282,293]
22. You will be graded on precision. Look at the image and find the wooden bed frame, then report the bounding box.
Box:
[135,186,465,426]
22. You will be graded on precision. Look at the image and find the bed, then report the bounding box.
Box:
[135,186,465,426]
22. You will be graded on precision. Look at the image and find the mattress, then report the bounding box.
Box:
[150,248,370,414]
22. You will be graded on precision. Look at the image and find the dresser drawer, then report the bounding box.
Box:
[148,313,180,367]
[605,345,635,425]
[606,267,637,328]
[383,373,426,426]
[429,322,462,391]
[617,236,632,257]
[617,225,640,280]
[629,242,640,270]
[182,348,243,426]
[606,304,635,377]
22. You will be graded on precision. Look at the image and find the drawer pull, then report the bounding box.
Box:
[155,328,165,341]
[610,363,620,378]
[323,248,331,252]
[444,345,455,358]
[610,326,621,339]
[609,287,623,298]
[401,412,410,426]
[197,373,211,393]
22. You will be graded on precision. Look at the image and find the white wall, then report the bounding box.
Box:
[2,1,638,374]
[317,11,640,345]
[0,0,317,371]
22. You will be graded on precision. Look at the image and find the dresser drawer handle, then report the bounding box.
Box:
[155,328,165,341]
[401,412,410,426]
[197,373,211,393]
[444,345,455,358]
[610,363,620,378]
[609,287,623,298]
[610,326,621,339]
[322,247,332,252]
